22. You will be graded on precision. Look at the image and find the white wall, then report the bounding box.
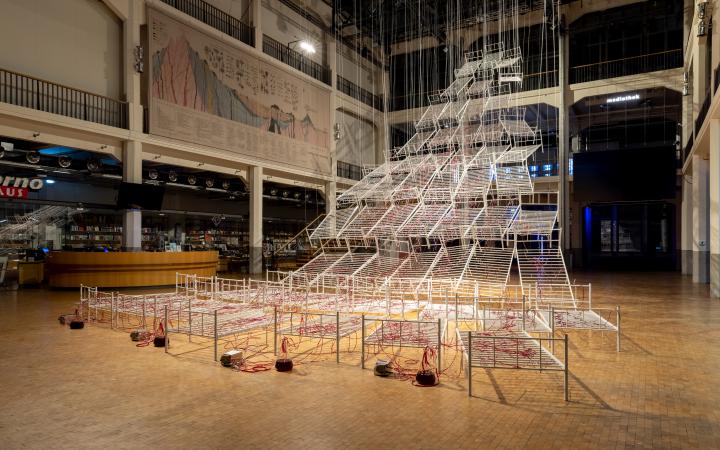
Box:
[338,51,377,92]
[335,110,377,166]
[0,0,123,99]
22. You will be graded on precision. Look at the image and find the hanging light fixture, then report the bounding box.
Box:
[26,151,40,164]
[86,159,101,172]
[168,171,178,182]
[187,175,197,185]
[58,155,72,168]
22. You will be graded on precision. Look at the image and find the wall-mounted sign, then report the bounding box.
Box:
[0,176,45,199]
[606,94,640,103]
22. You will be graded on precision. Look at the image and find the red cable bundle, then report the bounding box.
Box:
[275,336,293,372]
[414,346,439,387]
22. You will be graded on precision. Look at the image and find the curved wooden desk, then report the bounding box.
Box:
[46,251,218,288]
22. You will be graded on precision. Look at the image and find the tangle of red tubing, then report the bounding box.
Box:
[135,320,165,347]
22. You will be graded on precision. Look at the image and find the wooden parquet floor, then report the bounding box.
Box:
[0,272,719,449]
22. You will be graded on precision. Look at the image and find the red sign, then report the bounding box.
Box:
[0,187,29,198]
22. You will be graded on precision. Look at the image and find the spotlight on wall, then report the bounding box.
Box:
[26,151,41,164]
[168,171,178,182]
[298,40,316,54]
[293,192,301,200]
[58,155,72,168]
[205,178,214,188]
[222,180,231,190]
[282,190,290,198]
[0,142,13,159]
[187,175,197,185]
[270,188,278,196]
[148,168,159,180]
[86,159,101,172]
[698,20,707,37]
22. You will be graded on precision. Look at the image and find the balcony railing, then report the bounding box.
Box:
[263,35,331,85]
[160,0,254,47]
[337,161,363,181]
[683,135,693,166]
[519,70,559,92]
[695,90,711,136]
[0,68,128,129]
[570,49,683,84]
[337,76,384,111]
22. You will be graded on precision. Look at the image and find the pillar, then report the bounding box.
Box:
[557,18,571,264]
[122,140,142,251]
[326,35,338,179]
[710,119,720,297]
[123,0,143,132]
[250,0,262,52]
[681,174,694,275]
[692,154,710,283]
[248,165,263,274]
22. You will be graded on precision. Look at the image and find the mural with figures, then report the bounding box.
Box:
[147,8,331,175]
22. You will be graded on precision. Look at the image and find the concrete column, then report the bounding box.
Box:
[325,180,337,235]
[123,0,143,132]
[557,20,571,263]
[122,140,143,251]
[250,0,262,52]
[681,174,694,275]
[248,165,263,274]
[710,119,720,297]
[326,36,338,178]
[692,154,710,283]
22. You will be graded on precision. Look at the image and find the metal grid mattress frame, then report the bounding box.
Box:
[457,329,564,372]
[290,251,348,287]
[467,205,519,240]
[169,302,272,339]
[363,318,446,349]
[396,202,452,238]
[429,206,485,241]
[507,209,558,237]
[516,247,575,308]
[309,206,359,241]
[368,203,420,239]
[277,311,363,339]
[338,206,390,239]
[463,245,515,288]
[545,308,618,332]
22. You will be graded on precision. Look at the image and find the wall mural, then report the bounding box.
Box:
[148,8,331,175]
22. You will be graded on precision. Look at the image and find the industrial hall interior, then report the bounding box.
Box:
[0,0,718,448]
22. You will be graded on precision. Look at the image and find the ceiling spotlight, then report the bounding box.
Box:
[222,180,231,190]
[148,168,159,180]
[205,178,214,188]
[168,171,178,182]
[58,155,72,168]
[299,40,316,54]
[270,188,278,196]
[293,192,301,200]
[86,159,101,172]
[26,151,41,164]
[187,175,197,185]
[0,149,4,159]
[305,193,311,201]
[282,190,290,198]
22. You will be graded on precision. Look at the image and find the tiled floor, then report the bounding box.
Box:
[1,272,719,449]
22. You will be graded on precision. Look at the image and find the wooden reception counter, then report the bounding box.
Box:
[46,251,218,288]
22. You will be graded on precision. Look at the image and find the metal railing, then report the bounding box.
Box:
[519,70,559,92]
[695,90,711,136]
[569,49,682,84]
[337,161,364,181]
[160,0,254,47]
[683,135,694,166]
[263,35,331,85]
[0,68,128,129]
[337,76,384,111]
